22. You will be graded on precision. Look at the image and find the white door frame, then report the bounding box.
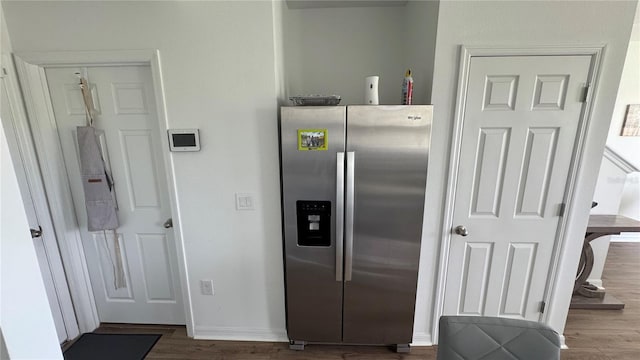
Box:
[431,45,604,343]
[14,50,194,336]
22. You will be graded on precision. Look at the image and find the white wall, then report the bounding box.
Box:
[607,12,640,224]
[603,36,640,225]
[608,38,640,223]
[589,158,630,287]
[3,1,286,340]
[405,0,439,104]
[3,0,443,344]
[427,0,636,341]
[1,90,62,359]
[273,0,287,105]
[282,5,408,105]
[619,174,640,225]
[589,20,640,286]
[1,5,61,358]
[607,41,640,170]
[3,0,637,347]
[404,0,439,343]
[281,1,439,106]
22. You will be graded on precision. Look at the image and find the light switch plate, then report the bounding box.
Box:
[235,193,255,210]
[200,279,214,296]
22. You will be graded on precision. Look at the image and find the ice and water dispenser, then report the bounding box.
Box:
[296,200,331,246]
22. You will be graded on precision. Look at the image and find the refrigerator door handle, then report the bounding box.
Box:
[336,152,345,281]
[345,151,355,282]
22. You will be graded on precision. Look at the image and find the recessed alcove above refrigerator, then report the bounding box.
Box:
[277,0,439,106]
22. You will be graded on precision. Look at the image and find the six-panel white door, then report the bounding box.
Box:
[443,55,591,320]
[46,66,185,324]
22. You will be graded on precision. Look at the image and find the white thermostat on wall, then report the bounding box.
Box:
[168,129,200,152]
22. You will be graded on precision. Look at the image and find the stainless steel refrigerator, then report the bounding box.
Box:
[279,105,432,352]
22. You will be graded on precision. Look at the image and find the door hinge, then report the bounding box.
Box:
[558,203,566,217]
[581,85,590,102]
[540,301,546,313]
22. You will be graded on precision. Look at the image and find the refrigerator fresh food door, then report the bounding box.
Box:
[280,106,346,343]
[342,105,431,344]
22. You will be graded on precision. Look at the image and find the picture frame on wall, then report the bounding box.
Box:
[621,104,640,136]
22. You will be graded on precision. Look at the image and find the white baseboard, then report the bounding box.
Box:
[193,327,436,347]
[194,326,288,342]
[411,332,434,346]
[585,279,604,289]
[610,233,640,243]
[559,335,567,349]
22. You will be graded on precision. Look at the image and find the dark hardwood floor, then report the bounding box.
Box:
[91,242,640,359]
[562,242,640,360]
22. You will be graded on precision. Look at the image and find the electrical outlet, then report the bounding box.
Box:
[200,280,214,296]
[235,193,255,210]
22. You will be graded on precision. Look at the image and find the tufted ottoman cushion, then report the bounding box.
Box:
[437,316,561,360]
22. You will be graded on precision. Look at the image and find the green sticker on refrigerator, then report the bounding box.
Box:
[298,129,328,151]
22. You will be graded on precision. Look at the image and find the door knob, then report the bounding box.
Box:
[454,225,469,236]
[30,226,43,238]
[163,218,173,229]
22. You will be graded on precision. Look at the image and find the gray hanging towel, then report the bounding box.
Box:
[77,126,119,231]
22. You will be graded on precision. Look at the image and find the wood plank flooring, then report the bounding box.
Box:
[562,242,640,360]
[91,242,640,359]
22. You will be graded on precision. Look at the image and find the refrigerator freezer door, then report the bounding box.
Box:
[342,105,432,344]
[280,106,346,342]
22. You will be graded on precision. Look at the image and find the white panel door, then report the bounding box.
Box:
[1,74,77,343]
[45,66,184,324]
[444,55,591,320]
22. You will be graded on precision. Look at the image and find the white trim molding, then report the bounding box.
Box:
[603,146,640,174]
[584,279,604,290]
[610,233,640,243]
[16,50,154,67]
[13,49,194,337]
[194,326,288,342]
[148,50,195,338]
[560,335,568,349]
[431,45,605,343]
[430,44,474,345]
[411,332,433,347]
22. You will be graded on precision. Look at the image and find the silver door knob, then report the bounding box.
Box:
[30,226,43,238]
[454,225,469,236]
[163,218,173,229]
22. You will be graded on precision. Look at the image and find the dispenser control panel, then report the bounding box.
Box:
[296,200,331,247]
